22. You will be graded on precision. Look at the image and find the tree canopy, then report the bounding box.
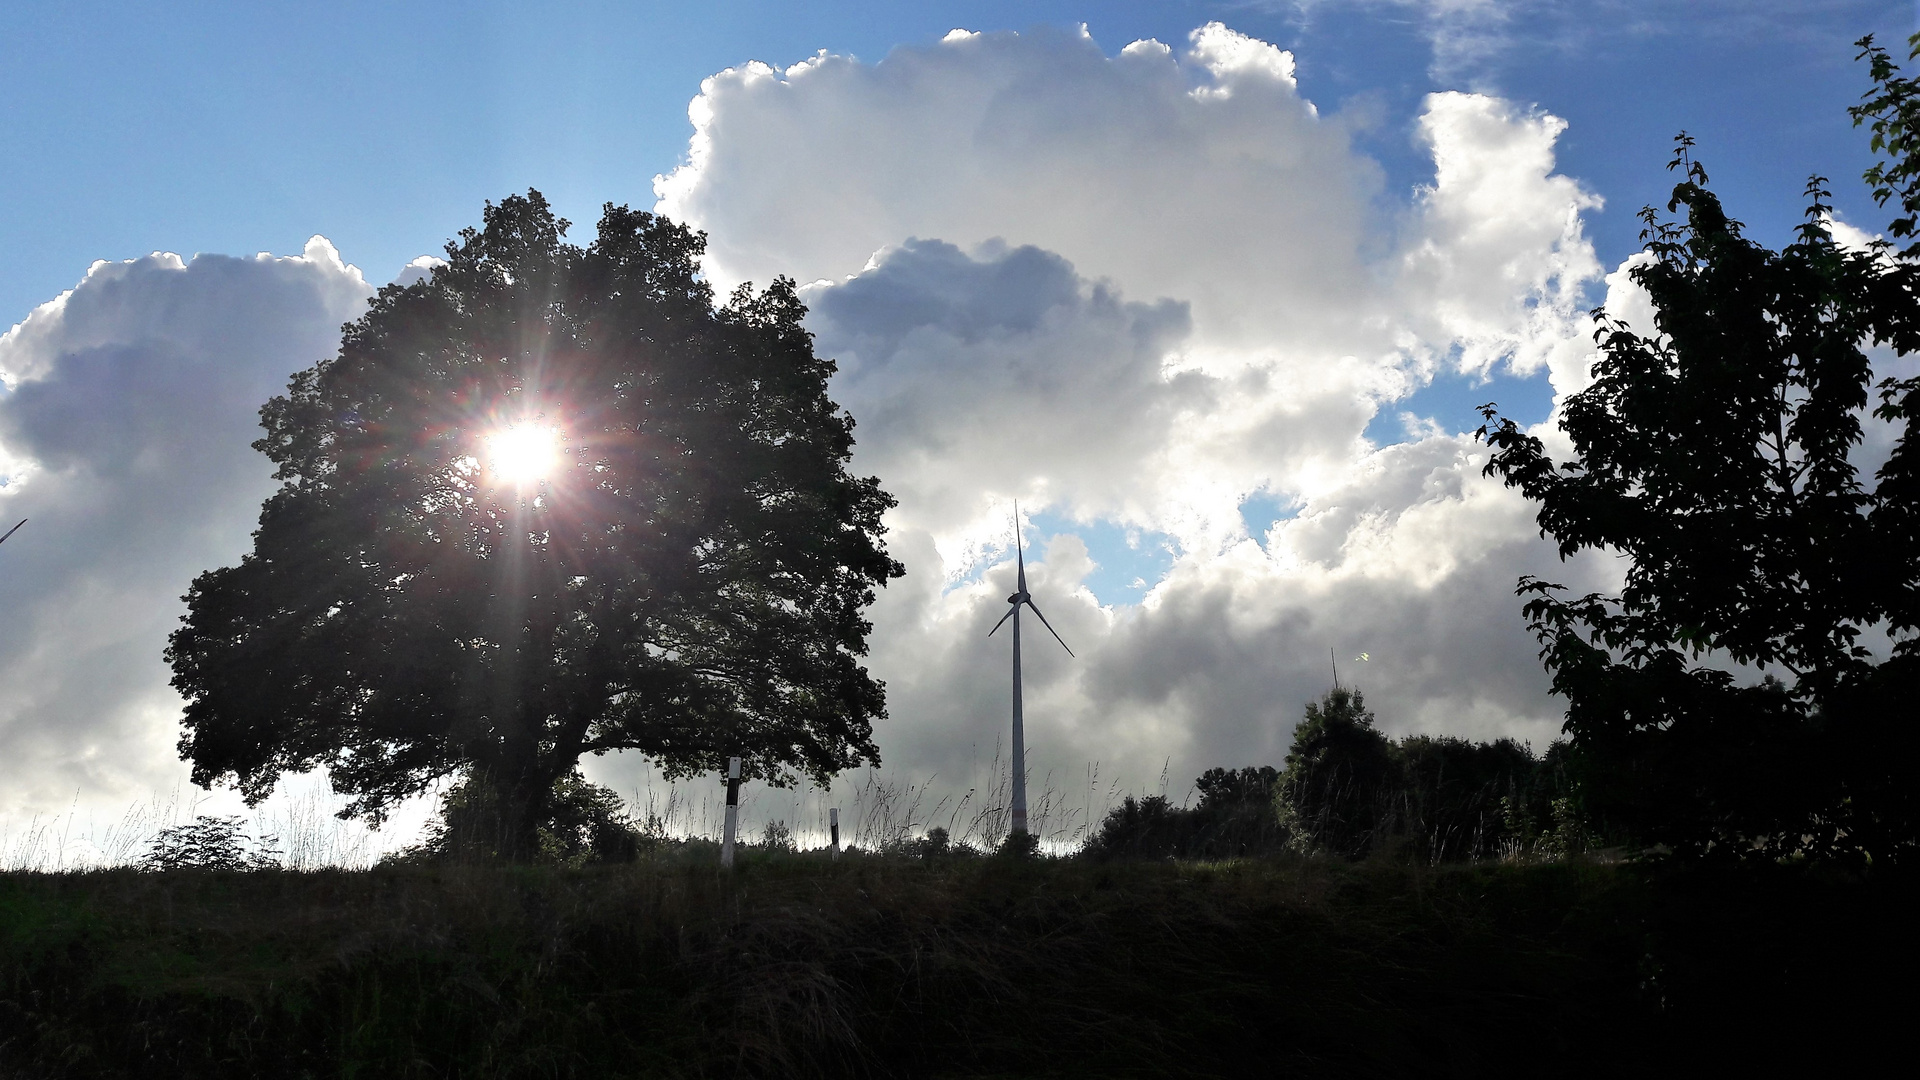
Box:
[1476,38,1920,863]
[166,192,902,856]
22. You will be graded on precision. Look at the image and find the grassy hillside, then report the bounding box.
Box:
[0,851,1910,1078]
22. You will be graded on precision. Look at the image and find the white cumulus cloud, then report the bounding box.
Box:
[0,240,373,820]
[657,23,1382,356]
[639,22,1622,800]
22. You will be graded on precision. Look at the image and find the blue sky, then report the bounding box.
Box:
[2,1,1911,326]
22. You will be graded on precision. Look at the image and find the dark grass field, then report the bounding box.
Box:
[1,851,1911,1078]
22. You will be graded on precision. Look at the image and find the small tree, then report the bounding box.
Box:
[1476,41,1920,863]
[167,193,902,858]
[1275,688,1394,857]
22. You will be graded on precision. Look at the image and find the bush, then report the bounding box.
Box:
[1085,767,1289,859]
[759,819,796,852]
[1090,690,1593,864]
[1275,690,1585,861]
[908,826,980,859]
[401,770,649,866]
[140,816,280,871]
[996,829,1042,858]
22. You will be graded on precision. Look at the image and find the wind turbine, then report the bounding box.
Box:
[987,507,1073,837]
[0,519,23,548]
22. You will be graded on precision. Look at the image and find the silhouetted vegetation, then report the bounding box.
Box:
[387,771,653,867]
[1278,687,1583,861]
[1477,35,1920,864]
[1084,765,1285,859]
[1088,687,1578,863]
[2,855,1910,1077]
[138,816,281,872]
[165,193,901,861]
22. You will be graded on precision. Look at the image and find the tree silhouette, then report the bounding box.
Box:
[1477,41,1920,862]
[1275,687,1394,857]
[167,193,902,858]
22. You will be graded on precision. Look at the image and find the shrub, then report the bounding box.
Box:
[1084,768,1289,860]
[141,816,280,871]
[1090,690,1594,864]
[996,830,1042,859]
[404,770,648,866]
[1274,690,1586,861]
[759,819,796,852]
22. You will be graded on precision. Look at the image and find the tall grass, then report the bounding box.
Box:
[629,740,1125,855]
[0,779,430,872]
[3,851,1905,1076]
[0,746,1133,870]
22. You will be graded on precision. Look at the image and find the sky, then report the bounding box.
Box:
[1,0,1916,852]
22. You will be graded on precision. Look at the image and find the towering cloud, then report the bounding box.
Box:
[645,23,1622,798]
[0,241,372,818]
[658,23,1382,356]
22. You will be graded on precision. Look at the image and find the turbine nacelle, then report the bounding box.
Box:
[985,509,1074,654]
[987,584,1074,655]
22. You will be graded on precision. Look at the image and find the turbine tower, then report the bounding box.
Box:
[987,507,1073,836]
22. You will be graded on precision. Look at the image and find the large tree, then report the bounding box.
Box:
[1476,41,1920,863]
[167,193,902,855]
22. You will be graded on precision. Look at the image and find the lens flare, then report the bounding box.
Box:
[486,423,560,486]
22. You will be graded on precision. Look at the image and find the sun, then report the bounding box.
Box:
[485,423,561,486]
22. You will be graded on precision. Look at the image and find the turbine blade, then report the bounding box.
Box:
[0,519,24,547]
[987,604,1016,638]
[1014,505,1027,591]
[1024,599,1074,657]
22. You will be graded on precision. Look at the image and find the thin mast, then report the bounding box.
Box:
[985,503,1070,841]
[1011,520,1027,836]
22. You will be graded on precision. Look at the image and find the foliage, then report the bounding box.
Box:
[915,825,957,857]
[539,773,650,864]
[880,825,981,860]
[1272,688,1576,861]
[1478,45,1920,861]
[1274,688,1394,857]
[758,819,795,852]
[140,816,281,872]
[1084,766,1286,860]
[1193,764,1282,807]
[3,857,1910,1076]
[399,771,648,867]
[1085,690,1572,863]
[1855,33,1920,255]
[995,828,1041,859]
[1397,734,1573,860]
[166,192,902,859]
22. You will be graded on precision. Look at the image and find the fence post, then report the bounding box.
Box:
[721,757,741,869]
[829,807,840,860]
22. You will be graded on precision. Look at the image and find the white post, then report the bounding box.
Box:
[829,807,840,859]
[721,756,741,869]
